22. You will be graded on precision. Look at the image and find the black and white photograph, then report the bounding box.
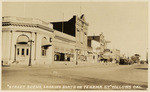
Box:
[1,0,148,91]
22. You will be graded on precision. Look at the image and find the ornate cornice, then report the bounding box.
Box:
[2,22,54,33]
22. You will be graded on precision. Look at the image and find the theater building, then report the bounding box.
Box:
[2,16,54,66]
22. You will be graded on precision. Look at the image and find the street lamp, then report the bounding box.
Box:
[28,39,34,66]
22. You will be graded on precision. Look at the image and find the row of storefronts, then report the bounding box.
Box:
[2,15,89,66]
[2,15,120,66]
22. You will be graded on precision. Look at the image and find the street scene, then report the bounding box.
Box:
[1,1,148,91]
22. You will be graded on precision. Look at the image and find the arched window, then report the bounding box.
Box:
[17,35,29,44]
[49,37,52,42]
[41,37,51,56]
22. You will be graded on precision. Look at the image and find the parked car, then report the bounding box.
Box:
[119,59,127,65]
[119,59,133,65]
[140,60,145,64]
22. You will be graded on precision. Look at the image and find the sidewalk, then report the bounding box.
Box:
[6,61,119,70]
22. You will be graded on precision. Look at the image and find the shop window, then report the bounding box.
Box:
[41,37,50,56]
[26,49,29,55]
[93,56,95,59]
[42,49,44,56]
[67,57,70,61]
[42,47,47,56]
[45,50,46,56]
[60,53,65,61]
[22,49,24,55]
[54,54,59,61]
[49,38,52,42]
[17,48,19,55]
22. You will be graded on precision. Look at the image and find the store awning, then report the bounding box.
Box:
[88,51,93,54]
[42,38,51,47]
[101,55,109,59]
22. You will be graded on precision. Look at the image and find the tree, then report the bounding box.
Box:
[131,54,140,63]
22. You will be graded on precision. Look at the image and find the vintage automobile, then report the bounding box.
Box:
[119,59,134,65]
[140,60,145,64]
[119,59,128,65]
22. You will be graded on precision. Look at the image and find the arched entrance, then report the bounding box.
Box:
[15,35,30,64]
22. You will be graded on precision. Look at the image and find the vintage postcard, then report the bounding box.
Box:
[1,0,149,91]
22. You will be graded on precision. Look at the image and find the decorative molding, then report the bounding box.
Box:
[2,22,54,33]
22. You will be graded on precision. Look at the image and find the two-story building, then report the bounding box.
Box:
[51,14,89,64]
[53,30,76,65]
[87,33,108,62]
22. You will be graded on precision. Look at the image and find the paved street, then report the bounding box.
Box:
[2,63,148,90]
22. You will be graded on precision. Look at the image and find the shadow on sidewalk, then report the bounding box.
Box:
[135,68,148,70]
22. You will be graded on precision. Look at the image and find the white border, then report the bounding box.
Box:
[0,0,149,92]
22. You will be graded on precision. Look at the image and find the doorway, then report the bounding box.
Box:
[16,44,30,64]
[15,34,30,65]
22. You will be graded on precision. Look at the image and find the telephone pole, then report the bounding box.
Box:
[28,40,34,66]
[62,13,64,33]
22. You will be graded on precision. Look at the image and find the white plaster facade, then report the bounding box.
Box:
[2,16,54,66]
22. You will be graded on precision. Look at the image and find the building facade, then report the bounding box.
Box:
[2,15,118,66]
[111,49,120,62]
[51,14,89,64]
[87,33,108,62]
[87,38,100,63]
[2,15,89,66]
[2,16,54,66]
[53,30,76,64]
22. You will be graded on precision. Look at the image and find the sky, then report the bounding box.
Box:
[2,1,148,60]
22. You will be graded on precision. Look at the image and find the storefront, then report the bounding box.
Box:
[53,31,76,63]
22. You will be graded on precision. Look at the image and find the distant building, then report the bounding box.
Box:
[87,33,108,62]
[2,15,119,66]
[87,39,100,63]
[111,49,120,63]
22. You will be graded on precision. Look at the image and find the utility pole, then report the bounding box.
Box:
[76,49,79,65]
[62,13,64,33]
[146,48,148,63]
[28,40,34,66]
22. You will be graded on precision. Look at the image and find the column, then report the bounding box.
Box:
[2,31,11,64]
[10,31,16,62]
